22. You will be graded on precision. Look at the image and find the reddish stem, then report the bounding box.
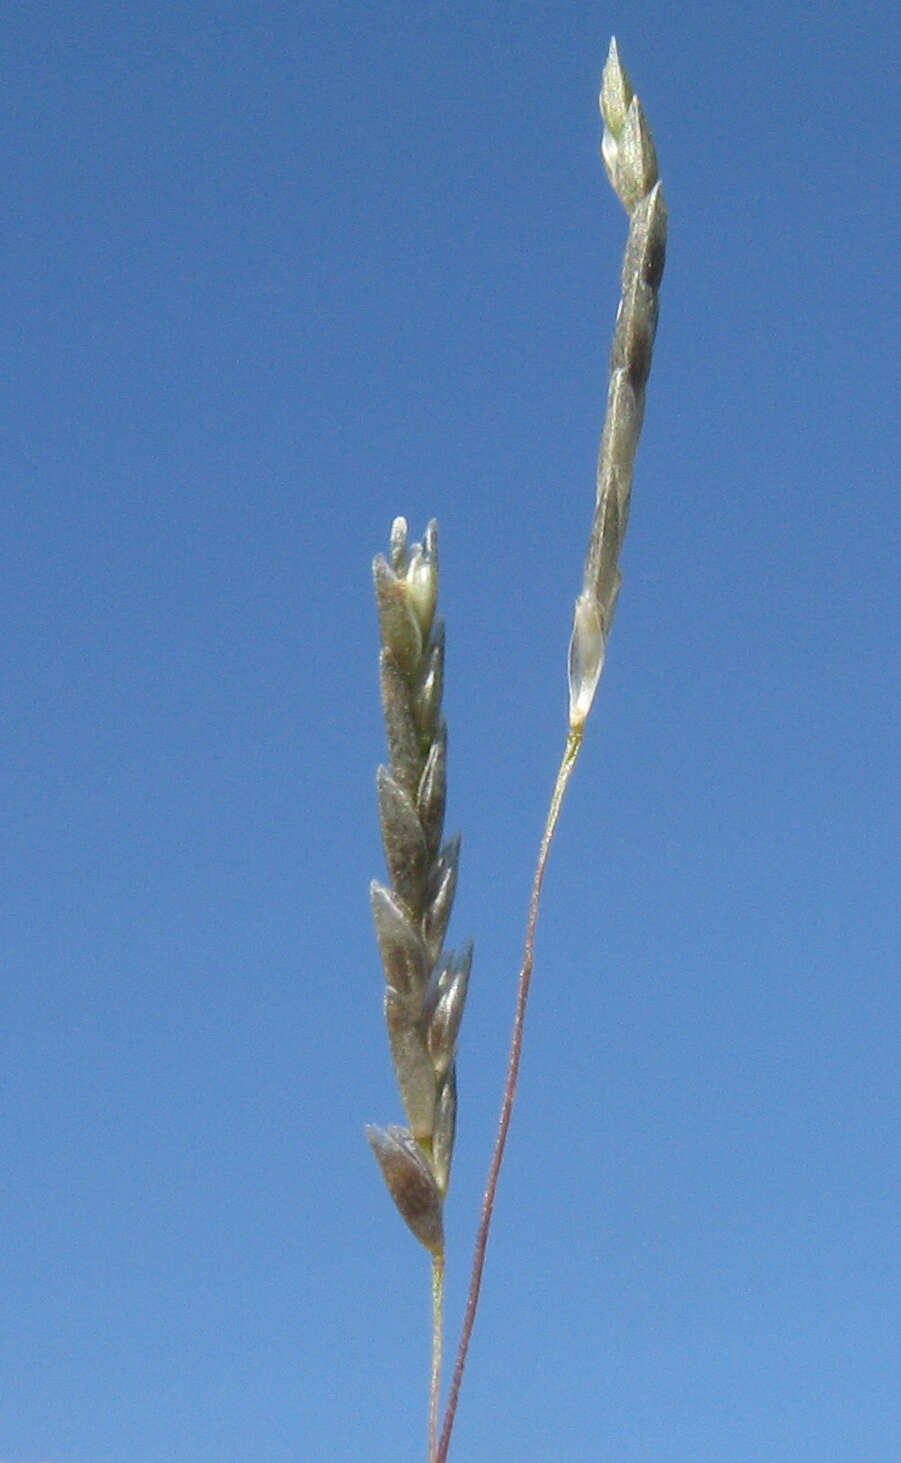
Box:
[436,730,581,1463]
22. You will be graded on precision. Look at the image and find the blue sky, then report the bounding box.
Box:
[2,2,899,1460]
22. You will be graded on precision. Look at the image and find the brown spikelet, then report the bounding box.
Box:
[366,520,472,1245]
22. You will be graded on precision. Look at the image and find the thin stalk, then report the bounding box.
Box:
[436,727,583,1463]
[429,1248,445,1462]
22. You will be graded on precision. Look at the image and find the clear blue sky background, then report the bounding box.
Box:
[3,2,899,1460]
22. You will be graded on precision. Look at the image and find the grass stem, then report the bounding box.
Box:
[436,728,583,1463]
[429,1248,445,1462]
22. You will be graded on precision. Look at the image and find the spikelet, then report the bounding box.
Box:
[569,38,668,729]
[367,519,471,1249]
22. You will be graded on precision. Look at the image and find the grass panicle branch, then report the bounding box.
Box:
[436,38,667,1462]
[365,518,472,1461]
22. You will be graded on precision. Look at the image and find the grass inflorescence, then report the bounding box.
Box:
[366,39,667,1462]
